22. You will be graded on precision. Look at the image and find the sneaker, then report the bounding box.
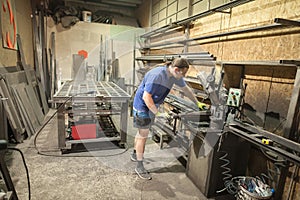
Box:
[130,152,137,162]
[135,167,152,180]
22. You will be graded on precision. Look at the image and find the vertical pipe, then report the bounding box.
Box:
[99,35,103,81]
[276,66,300,200]
[104,36,107,81]
[133,33,136,94]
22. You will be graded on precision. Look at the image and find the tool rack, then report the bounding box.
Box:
[52,80,130,150]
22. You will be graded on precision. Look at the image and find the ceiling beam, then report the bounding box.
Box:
[64,0,136,17]
[101,0,139,7]
[67,0,142,7]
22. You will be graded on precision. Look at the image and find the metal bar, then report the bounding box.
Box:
[140,23,181,38]
[30,0,41,79]
[142,41,185,49]
[57,103,66,149]
[135,52,215,61]
[228,125,300,166]
[230,121,300,153]
[283,66,300,140]
[120,101,128,145]
[275,66,300,199]
[186,23,283,43]
[274,18,300,26]
[65,136,121,144]
[133,33,136,93]
[99,35,103,81]
[280,60,300,66]
[218,60,298,68]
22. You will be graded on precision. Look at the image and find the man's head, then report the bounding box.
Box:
[171,58,189,79]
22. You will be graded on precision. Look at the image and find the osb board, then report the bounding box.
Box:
[222,64,296,131]
[217,33,300,61]
[223,65,244,88]
[283,166,300,200]
[190,0,300,37]
[150,48,185,55]
[189,0,300,61]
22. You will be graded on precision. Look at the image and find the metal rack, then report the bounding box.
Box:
[140,0,255,39]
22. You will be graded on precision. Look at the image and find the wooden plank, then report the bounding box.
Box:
[0,79,24,142]
[11,86,35,137]
[14,83,40,131]
[28,68,49,115]
[25,85,44,125]
[0,99,8,140]
[4,71,27,86]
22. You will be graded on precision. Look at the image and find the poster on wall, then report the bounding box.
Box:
[1,0,18,50]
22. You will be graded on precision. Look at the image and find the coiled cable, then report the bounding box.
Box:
[216,151,239,195]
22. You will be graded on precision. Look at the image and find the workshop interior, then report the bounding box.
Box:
[0,0,299,199]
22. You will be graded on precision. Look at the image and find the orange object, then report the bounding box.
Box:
[7,0,13,24]
[72,124,96,140]
[78,50,88,59]
[6,32,13,48]
[2,2,6,12]
[3,0,17,49]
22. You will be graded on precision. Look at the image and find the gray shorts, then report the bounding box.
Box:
[133,108,155,129]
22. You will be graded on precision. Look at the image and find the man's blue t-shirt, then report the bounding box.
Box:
[133,66,186,112]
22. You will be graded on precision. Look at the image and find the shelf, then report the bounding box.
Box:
[217,60,299,68]
[135,52,216,62]
[139,0,255,39]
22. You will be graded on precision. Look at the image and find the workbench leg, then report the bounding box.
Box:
[119,101,128,146]
[57,104,66,150]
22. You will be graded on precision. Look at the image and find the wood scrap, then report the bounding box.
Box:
[11,86,35,137]
[25,84,44,125]
[13,83,40,131]
[0,78,24,142]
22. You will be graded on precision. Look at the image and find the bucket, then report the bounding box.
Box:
[82,11,92,22]
[236,177,273,200]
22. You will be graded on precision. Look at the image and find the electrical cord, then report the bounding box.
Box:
[216,151,241,195]
[219,107,288,196]
[7,147,31,200]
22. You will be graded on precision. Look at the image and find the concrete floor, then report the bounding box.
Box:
[6,109,229,200]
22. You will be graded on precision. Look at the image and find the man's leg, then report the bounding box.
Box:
[134,128,152,180]
[135,128,149,160]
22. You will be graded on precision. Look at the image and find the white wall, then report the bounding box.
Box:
[46,18,144,86]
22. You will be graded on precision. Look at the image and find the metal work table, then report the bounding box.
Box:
[52,80,130,150]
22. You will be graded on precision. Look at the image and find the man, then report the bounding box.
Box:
[131,58,207,180]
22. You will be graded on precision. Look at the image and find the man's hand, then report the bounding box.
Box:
[156,112,169,118]
[197,101,208,110]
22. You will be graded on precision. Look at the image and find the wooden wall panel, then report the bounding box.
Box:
[190,0,300,62]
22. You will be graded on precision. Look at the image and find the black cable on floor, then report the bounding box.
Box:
[8,147,31,200]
